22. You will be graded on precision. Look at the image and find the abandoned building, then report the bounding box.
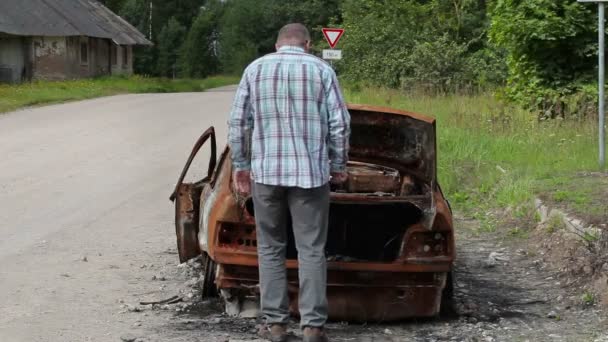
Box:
[0,0,152,83]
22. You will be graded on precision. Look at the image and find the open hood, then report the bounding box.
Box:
[347,104,437,185]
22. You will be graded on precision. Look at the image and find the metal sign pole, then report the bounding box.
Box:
[600,2,606,169]
[579,0,607,169]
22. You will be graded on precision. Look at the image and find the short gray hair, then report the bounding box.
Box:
[276,23,310,47]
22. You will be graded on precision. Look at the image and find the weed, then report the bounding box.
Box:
[583,232,599,242]
[553,190,570,202]
[546,214,564,234]
[479,217,498,233]
[534,211,542,223]
[507,227,529,239]
[581,291,595,305]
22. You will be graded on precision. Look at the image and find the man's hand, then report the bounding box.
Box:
[330,171,348,185]
[233,170,252,196]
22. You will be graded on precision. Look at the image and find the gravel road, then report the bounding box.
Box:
[1,88,606,342]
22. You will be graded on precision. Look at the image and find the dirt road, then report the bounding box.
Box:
[1,88,606,342]
[0,88,232,341]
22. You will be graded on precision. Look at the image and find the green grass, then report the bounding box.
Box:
[537,174,607,225]
[343,86,605,224]
[582,291,595,306]
[0,75,239,114]
[546,213,565,234]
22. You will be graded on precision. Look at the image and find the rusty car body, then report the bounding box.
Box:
[170,104,455,321]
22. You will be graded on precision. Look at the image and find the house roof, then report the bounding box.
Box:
[0,0,152,45]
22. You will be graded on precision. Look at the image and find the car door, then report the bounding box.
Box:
[170,127,217,263]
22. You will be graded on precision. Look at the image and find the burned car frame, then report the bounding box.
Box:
[170,104,455,321]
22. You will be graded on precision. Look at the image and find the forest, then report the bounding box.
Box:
[98,0,602,117]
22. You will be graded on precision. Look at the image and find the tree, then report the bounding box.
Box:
[119,0,156,75]
[152,0,204,37]
[217,0,342,74]
[99,0,128,13]
[156,17,187,77]
[490,0,597,105]
[179,4,221,78]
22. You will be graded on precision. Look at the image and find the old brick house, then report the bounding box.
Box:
[0,0,152,83]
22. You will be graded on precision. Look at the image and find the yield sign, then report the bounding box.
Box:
[322,28,344,49]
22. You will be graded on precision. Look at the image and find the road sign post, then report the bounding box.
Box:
[600,2,605,170]
[322,28,345,68]
[579,0,607,169]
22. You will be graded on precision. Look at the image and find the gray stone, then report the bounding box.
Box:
[120,334,137,342]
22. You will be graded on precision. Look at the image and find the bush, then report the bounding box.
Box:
[401,34,471,93]
[339,0,505,93]
[179,7,220,78]
[490,0,598,117]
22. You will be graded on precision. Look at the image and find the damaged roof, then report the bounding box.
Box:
[0,0,152,45]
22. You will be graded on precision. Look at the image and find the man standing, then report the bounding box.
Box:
[228,23,350,342]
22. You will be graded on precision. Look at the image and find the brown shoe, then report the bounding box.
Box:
[258,323,288,342]
[302,326,329,342]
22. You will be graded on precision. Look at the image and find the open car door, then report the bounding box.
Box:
[169,127,217,263]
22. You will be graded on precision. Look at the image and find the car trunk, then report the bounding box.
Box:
[245,106,437,263]
[280,160,426,262]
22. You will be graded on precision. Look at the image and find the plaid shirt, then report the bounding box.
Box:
[228,46,350,188]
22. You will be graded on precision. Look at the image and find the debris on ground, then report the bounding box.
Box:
[132,219,607,342]
[140,295,182,306]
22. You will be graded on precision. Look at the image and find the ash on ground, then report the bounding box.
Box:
[129,219,607,342]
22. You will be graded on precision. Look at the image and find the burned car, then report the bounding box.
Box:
[170,104,455,321]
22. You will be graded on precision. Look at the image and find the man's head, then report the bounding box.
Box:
[276,23,311,52]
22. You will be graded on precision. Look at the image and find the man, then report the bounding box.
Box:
[228,23,350,342]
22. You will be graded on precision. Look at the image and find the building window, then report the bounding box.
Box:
[122,46,128,66]
[80,41,88,64]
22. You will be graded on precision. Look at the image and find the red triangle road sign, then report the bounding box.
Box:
[322,28,344,49]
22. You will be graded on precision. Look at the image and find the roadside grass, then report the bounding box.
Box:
[343,86,605,231]
[537,173,608,226]
[0,75,239,114]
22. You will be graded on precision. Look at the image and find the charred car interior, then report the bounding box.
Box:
[170,104,455,322]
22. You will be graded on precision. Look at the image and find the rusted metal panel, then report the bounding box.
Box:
[347,105,437,184]
[170,127,217,263]
[216,265,447,321]
[341,161,400,194]
[174,183,202,263]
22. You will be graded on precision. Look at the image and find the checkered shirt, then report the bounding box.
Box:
[228,45,350,189]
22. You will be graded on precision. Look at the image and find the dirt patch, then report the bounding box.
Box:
[522,200,608,308]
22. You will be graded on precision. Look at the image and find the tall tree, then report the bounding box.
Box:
[119,0,156,75]
[98,0,128,13]
[179,2,222,78]
[152,0,204,40]
[157,17,187,77]
[217,0,342,74]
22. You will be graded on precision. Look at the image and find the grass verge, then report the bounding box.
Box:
[343,86,606,231]
[0,75,239,114]
[537,172,607,226]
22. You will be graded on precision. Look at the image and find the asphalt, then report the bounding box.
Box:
[0,87,235,341]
